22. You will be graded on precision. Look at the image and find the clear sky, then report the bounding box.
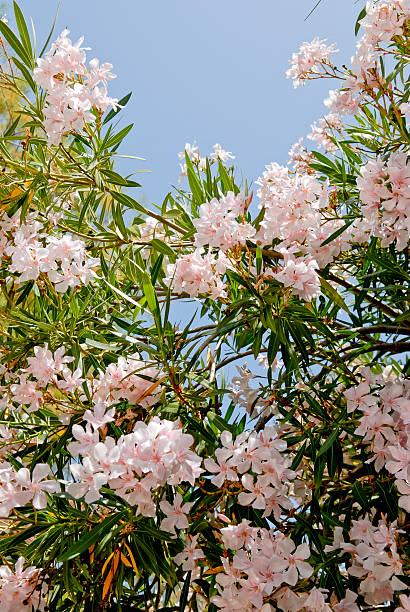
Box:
[13,0,361,205]
[4,0,363,404]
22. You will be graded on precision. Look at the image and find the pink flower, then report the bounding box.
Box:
[396,479,410,512]
[193,191,254,252]
[174,535,205,572]
[333,590,360,612]
[396,594,410,612]
[280,540,313,586]
[273,250,321,302]
[204,448,238,487]
[34,29,117,145]
[164,248,229,299]
[286,37,338,87]
[385,445,410,480]
[210,143,235,163]
[344,382,377,413]
[238,473,274,510]
[68,457,108,504]
[159,492,193,534]
[221,519,254,550]
[15,463,60,509]
[0,556,44,611]
[83,403,115,430]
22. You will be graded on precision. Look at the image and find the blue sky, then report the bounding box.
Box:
[13,0,361,205]
[5,1,364,404]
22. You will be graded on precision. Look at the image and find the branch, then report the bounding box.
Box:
[335,324,410,336]
[342,341,410,359]
[326,272,406,323]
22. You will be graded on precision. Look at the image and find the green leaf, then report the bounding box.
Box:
[39,5,59,57]
[352,481,369,511]
[59,512,125,561]
[320,219,354,247]
[13,2,33,66]
[207,412,233,433]
[355,5,367,35]
[185,152,204,205]
[179,571,192,611]
[151,238,175,258]
[12,56,36,92]
[110,191,147,216]
[0,19,31,67]
[103,124,133,150]
[319,277,349,314]
[218,161,233,192]
[103,91,132,124]
[255,245,263,275]
[317,427,339,457]
[100,168,140,187]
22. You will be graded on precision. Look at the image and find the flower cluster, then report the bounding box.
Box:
[325,517,406,605]
[7,344,77,413]
[229,364,265,417]
[67,417,202,515]
[34,29,118,144]
[272,249,321,302]
[354,152,410,250]
[212,523,314,611]
[287,139,316,174]
[0,557,46,611]
[0,463,60,516]
[307,113,342,153]
[286,37,338,88]
[178,142,235,183]
[205,427,295,519]
[325,0,410,115]
[92,354,162,409]
[164,248,229,299]
[344,370,410,513]
[193,192,255,251]
[2,214,98,292]
[256,164,351,268]
[353,0,410,71]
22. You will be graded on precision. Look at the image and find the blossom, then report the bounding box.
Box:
[15,463,60,509]
[92,355,162,408]
[178,141,198,160]
[344,382,377,413]
[324,88,360,116]
[164,248,229,299]
[4,221,98,293]
[26,344,73,386]
[308,113,342,152]
[280,541,313,586]
[396,594,410,612]
[272,250,321,302]
[0,557,45,611]
[204,448,239,487]
[355,152,410,250]
[159,492,193,534]
[193,192,255,252]
[333,590,360,612]
[238,473,274,510]
[210,143,235,162]
[174,535,205,572]
[67,457,108,503]
[229,364,264,416]
[0,479,31,517]
[396,479,410,512]
[286,37,338,87]
[10,374,42,412]
[83,404,116,430]
[34,29,118,144]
